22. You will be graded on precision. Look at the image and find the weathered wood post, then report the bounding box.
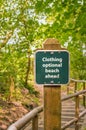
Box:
[75,95,79,130]
[43,38,61,130]
[83,82,86,107]
[35,38,69,130]
[32,115,38,130]
[74,81,77,93]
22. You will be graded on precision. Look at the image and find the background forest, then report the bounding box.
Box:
[0,0,86,100]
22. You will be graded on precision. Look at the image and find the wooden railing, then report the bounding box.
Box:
[7,106,43,130]
[7,79,86,130]
[61,90,86,130]
[67,79,86,107]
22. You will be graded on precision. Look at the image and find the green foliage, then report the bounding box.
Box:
[25,84,39,96]
[0,0,86,99]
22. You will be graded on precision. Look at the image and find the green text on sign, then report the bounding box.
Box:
[35,50,69,85]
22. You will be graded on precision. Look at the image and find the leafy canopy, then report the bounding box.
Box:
[0,0,86,97]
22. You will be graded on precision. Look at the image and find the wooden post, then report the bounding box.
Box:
[32,115,38,130]
[75,95,79,130]
[74,82,77,93]
[83,82,85,107]
[43,38,61,130]
[67,84,69,95]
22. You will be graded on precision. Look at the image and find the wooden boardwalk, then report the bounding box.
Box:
[24,99,85,130]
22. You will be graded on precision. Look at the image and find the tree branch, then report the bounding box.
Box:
[0,31,13,49]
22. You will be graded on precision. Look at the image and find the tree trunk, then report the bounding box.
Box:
[25,54,30,86]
